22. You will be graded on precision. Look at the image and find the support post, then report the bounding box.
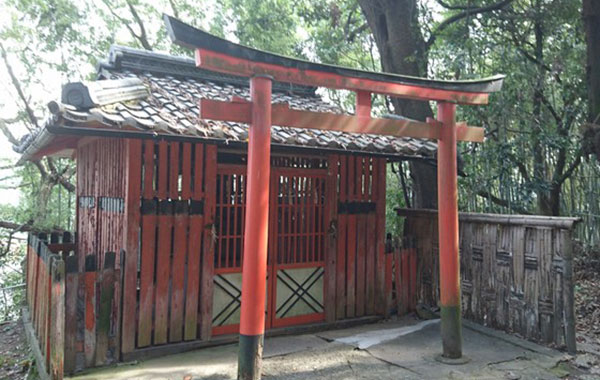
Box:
[436,102,462,359]
[238,75,272,380]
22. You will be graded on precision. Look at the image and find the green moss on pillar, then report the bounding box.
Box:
[238,334,264,380]
[440,305,462,359]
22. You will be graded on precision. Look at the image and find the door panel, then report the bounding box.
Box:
[211,164,328,334]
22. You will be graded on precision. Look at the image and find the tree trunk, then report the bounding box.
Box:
[584,0,600,123]
[358,0,438,208]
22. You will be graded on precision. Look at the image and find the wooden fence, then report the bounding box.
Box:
[25,233,74,379]
[397,208,578,352]
[24,232,122,379]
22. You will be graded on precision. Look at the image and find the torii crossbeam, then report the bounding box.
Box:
[164,14,504,380]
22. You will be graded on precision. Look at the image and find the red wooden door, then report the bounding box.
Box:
[268,168,327,328]
[211,164,329,334]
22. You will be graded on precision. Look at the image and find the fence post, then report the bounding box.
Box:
[64,255,79,374]
[562,229,577,354]
[84,255,97,367]
[50,256,65,379]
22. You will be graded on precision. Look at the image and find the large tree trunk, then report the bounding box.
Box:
[582,0,600,159]
[584,0,600,124]
[358,0,438,208]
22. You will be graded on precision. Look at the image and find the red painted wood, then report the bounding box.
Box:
[271,312,325,328]
[195,48,491,105]
[84,263,96,367]
[143,140,155,198]
[325,155,338,323]
[121,139,142,354]
[402,249,410,313]
[355,214,366,317]
[394,248,405,315]
[239,76,272,337]
[200,144,217,340]
[169,142,180,199]
[154,208,173,345]
[346,214,357,318]
[64,258,78,374]
[366,212,376,315]
[437,102,460,309]
[197,98,485,142]
[137,210,156,348]
[169,205,188,342]
[193,143,204,199]
[181,142,192,199]
[157,141,169,199]
[336,156,347,320]
[384,249,393,318]
[184,214,203,341]
[374,158,387,316]
[409,247,417,311]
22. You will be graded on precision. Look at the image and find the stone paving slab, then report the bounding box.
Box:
[69,317,568,380]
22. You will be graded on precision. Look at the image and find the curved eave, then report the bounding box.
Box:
[164,14,505,105]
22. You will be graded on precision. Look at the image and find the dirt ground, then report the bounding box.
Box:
[0,319,33,380]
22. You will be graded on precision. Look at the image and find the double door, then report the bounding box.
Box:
[212,164,328,334]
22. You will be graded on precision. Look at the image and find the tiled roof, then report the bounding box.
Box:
[16,45,438,159]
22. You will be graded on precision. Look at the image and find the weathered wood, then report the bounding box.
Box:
[121,139,142,355]
[83,256,96,367]
[200,144,217,340]
[96,252,116,366]
[64,256,78,374]
[324,154,339,323]
[49,256,65,380]
[335,156,347,320]
[374,158,387,315]
[400,209,578,351]
[396,208,580,228]
[170,201,188,343]
[355,214,366,317]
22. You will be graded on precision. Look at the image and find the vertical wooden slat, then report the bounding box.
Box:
[84,256,96,367]
[121,139,142,355]
[325,155,338,322]
[181,142,192,199]
[96,252,116,366]
[169,201,188,342]
[154,200,173,345]
[374,158,387,315]
[184,213,203,340]
[355,215,366,317]
[346,214,356,318]
[137,203,156,348]
[143,140,155,199]
[49,255,65,380]
[157,141,169,199]
[366,212,376,315]
[64,256,78,374]
[200,144,217,340]
[169,142,180,199]
[336,156,347,320]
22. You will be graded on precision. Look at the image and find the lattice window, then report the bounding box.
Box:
[275,174,327,265]
[214,169,246,271]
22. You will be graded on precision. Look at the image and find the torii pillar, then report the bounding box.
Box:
[436,102,463,359]
[238,75,272,380]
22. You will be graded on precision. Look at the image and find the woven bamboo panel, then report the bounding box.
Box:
[399,209,576,351]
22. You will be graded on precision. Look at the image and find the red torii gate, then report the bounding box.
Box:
[165,15,504,380]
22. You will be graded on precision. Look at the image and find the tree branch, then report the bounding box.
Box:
[476,189,532,214]
[126,0,152,51]
[426,0,514,49]
[0,43,38,130]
